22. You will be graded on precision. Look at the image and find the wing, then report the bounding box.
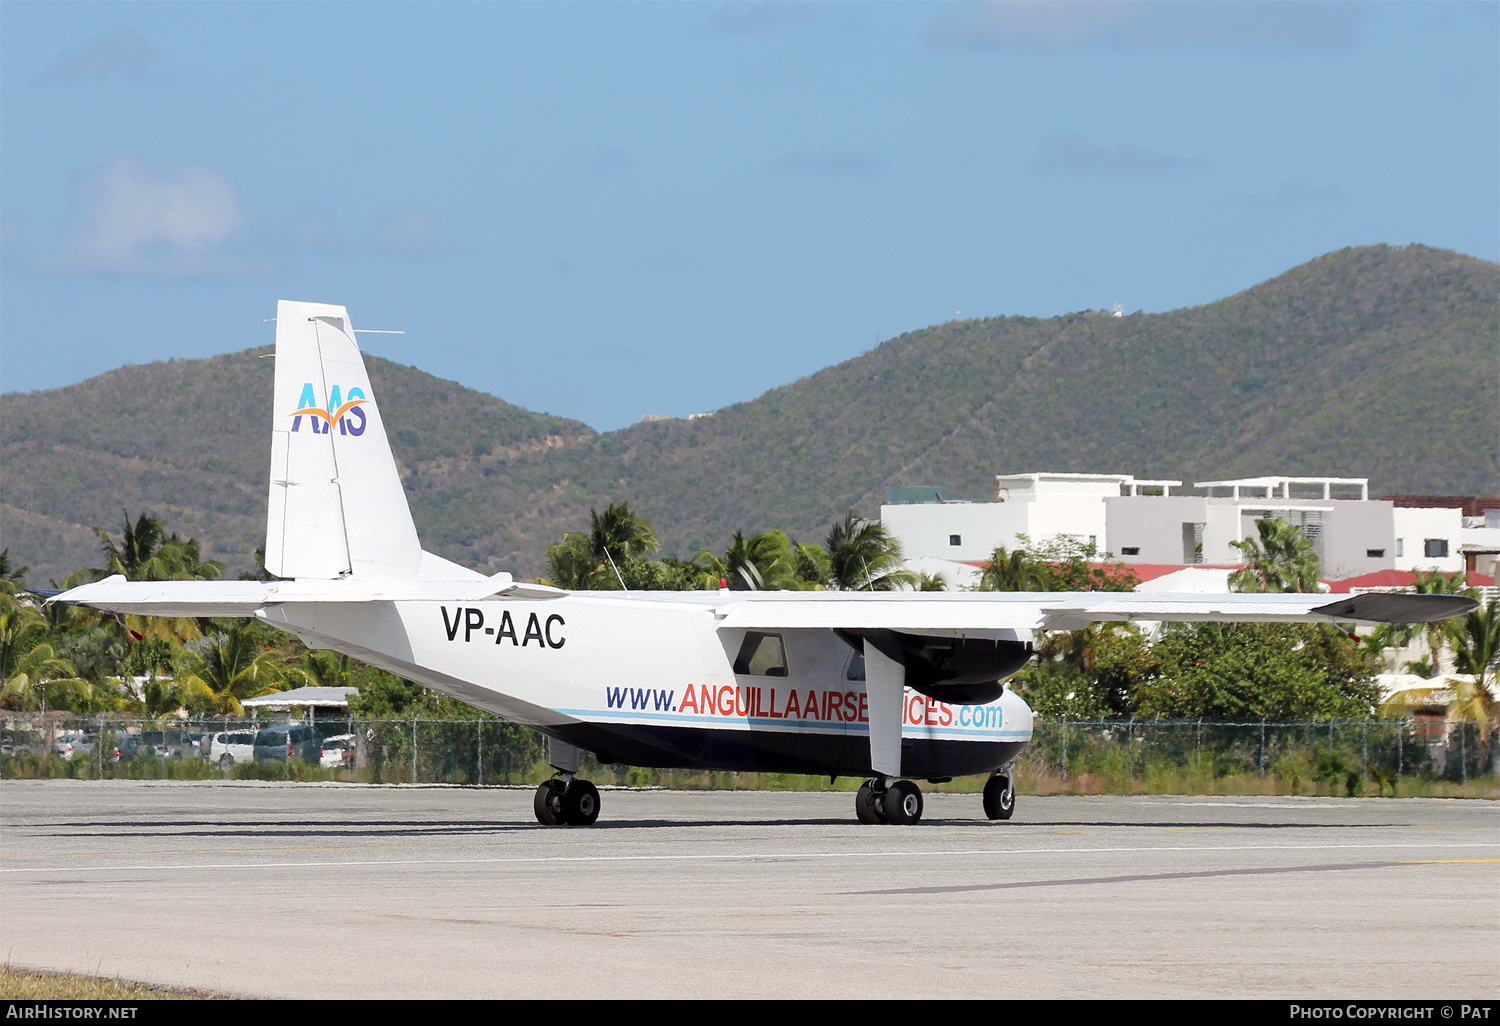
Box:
[712,590,1477,634]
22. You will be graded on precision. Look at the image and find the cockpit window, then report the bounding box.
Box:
[733,632,788,677]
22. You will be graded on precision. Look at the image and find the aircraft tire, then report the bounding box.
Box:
[219,756,234,776]
[983,774,1015,820]
[884,780,923,825]
[855,781,881,824]
[562,779,601,826]
[534,780,564,826]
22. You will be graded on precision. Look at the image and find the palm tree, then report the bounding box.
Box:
[0,550,28,596]
[588,502,658,565]
[177,625,285,715]
[0,595,91,712]
[1366,569,1475,674]
[697,530,820,591]
[1449,598,1499,735]
[974,546,1045,592]
[824,512,916,591]
[1228,517,1321,593]
[915,571,949,592]
[91,511,225,646]
[544,532,600,589]
[94,511,225,583]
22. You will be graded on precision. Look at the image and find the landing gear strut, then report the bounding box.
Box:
[855,778,924,825]
[534,776,601,826]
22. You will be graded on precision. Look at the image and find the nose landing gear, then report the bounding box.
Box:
[982,770,1015,820]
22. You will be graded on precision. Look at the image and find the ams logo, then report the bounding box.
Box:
[289,383,369,435]
[442,607,566,649]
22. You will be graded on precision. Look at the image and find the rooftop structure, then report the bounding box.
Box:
[1193,476,1369,500]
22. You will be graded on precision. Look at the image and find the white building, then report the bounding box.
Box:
[882,471,1488,583]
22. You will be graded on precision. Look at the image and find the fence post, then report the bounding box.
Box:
[1259,719,1266,779]
[1461,722,1467,785]
[412,719,418,784]
[1397,721,1403,778]
[1061,716,1068,785]
[1127,717,1134,786]
[1362,719,1368,781]
[477,720,484,787]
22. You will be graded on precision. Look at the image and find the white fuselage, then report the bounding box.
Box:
[260,590,1035,777]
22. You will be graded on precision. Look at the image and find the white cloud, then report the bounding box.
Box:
[1026,130,1201,177]
[929,1,1374,56]
[634,248,713,274]
[567,145,632,176]
[765,150,888,179]
[31,26,162,86]
[710,2,815,35]
[366,205,460,258]
[1237,178,1345,209]
[37,154,256,277]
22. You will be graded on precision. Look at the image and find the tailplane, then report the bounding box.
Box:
[265,300,422,580]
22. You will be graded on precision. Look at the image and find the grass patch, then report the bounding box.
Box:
[0,964,216,999]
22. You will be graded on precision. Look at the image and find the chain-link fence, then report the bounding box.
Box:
[2,714,1495,793]
[1020,717,1497,794]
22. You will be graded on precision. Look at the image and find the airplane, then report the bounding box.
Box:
[56,301,1479,827]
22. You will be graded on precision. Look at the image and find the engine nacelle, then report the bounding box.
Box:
[836,629,1032,705]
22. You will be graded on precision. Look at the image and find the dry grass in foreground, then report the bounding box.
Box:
[0,964,220,999]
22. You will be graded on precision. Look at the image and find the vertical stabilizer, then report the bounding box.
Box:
[265,301,422,580]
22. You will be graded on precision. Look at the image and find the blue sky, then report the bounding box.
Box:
[2,1,1496,430]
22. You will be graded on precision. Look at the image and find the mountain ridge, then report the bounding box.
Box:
[3,243,1495,584]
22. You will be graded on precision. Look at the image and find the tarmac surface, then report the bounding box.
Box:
[1,780,1495,999]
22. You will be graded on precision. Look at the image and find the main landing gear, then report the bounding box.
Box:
[855,778,924,825]
[854,770,1017,824]
[534,775,601,826]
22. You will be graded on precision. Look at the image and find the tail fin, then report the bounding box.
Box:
[264,300,422,580]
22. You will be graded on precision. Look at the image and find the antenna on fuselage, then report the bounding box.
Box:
[603,547,629,592]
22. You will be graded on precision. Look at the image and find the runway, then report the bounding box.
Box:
[1,781,1495,999]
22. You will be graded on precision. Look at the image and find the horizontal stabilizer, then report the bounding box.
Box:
[53,573,567,618]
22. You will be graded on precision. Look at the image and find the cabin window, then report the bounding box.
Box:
[845,651,866,681]
[733,632,788,677]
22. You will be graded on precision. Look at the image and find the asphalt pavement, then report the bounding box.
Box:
[1,780,1495,999]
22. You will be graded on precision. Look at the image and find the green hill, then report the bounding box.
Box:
[3,244,1496,585]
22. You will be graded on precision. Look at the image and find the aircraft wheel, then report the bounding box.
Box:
[562,779,601,826]
[855,781,882,824]
[219,756,234,775]
[884,780,923,825]
[534,779,565,826]
[983,774,1015,821]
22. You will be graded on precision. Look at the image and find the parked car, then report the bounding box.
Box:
[318,734,356,770]
[205,730,258,773]
[253,724,322,765]
[137,730,206,760]
[1,729,46,757]
[51,734,95,759]
[104,733,144,762]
